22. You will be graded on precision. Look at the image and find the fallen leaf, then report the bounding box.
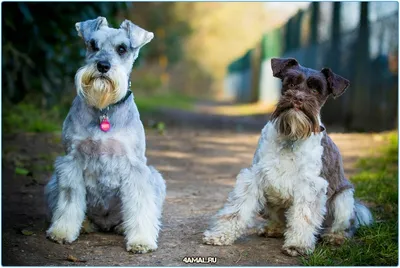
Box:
[67,255,78,262]
[66,255,87,263]
[15,167,30,176]
[21,229,34,236]
[157,122,166,135]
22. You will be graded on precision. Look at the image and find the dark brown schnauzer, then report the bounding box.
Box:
[203,57,373,257]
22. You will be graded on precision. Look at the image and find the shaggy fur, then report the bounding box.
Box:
[45,17,166,254]
[203,58,373,256]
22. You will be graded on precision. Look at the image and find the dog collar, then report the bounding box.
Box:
[110,90,132,108]
[99,81,132,132]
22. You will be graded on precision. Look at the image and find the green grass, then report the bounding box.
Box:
[302,132,398,266]
[3,93,195,133]
[134,93,195,113]
[3,102,62,133]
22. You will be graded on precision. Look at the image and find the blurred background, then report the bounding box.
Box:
[224,2,398,132]
[3,2,398,133]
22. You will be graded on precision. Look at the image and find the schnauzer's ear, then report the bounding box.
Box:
[75,17,108,41]
[120,20,154,49]
[271,58,299,78]
[321,68,350,99]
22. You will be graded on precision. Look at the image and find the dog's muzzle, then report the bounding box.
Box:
[75,64,126,109]
[271,91,320,141]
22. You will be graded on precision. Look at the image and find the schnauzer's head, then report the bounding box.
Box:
[74,17,153,109]
[271,58,350,141]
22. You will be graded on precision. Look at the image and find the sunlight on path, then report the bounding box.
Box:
[194,101,276,116]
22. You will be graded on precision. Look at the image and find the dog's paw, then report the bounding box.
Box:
[113,223,125,235]
[46,226,78,244]
[126,243,156,254]
[80,217,98,234]
[203,230,235,246]
[257,225,285,238]
[282,245,314,257]
[321,233,346,245]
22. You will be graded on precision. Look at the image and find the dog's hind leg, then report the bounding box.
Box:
[45,155,86,244]
[203,167,265,245]
[44,174,59,222]
[321,188,373,245]
[120,164,166,254]
[149,166,167,213]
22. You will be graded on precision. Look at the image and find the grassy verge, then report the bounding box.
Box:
[3,102,63,133]
[3,93,195,133]
[134,92,195,113]
[302,132,398,266]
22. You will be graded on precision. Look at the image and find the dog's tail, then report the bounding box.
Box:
[354,200,373,227]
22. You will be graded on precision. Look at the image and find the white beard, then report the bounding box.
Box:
[75,64,128,109]
[274,109,317,141]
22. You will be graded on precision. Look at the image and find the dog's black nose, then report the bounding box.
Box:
[97,61,111,73]
[293,96,303,103]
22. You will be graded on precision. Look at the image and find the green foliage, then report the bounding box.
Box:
[2,2,194,116]
[3,102,62,133]
[354,133,398,209]
[131,73,163,92]
[2,2,130,105]
[134,93,195,113]
[128,3,192,65]
[302,132,398,266]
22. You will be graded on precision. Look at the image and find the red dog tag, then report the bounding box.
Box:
[100,117,111,132]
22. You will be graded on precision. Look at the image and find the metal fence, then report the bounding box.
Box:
[225,2,398,131]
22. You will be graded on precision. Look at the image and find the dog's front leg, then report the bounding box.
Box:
[120,164,162,254]
[46,155,86,244]
[203,167,265,245]
[282,177,328,256]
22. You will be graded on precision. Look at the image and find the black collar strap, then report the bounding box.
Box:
[99,80,132,113]
[99,90,132,114]
[111,90,132,108]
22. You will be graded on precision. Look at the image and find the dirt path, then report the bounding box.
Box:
[2,124,387,266]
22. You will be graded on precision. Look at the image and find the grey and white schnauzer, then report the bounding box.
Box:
[44,17,166,254]
[203,58,373,256]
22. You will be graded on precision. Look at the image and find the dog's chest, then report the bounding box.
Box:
[257,124,324,206]
[75,137,129,191]
[76,137,126,157]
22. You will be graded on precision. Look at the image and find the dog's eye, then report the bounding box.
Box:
[117,45,127,55]
[289,84,295,88]
[312,87,321,94]
[89,40,99,52]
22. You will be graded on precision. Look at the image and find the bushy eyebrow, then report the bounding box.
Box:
[284,73,305,84]
[111,35,130,47]
[117,42,129,48]
[307,77,323,88]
